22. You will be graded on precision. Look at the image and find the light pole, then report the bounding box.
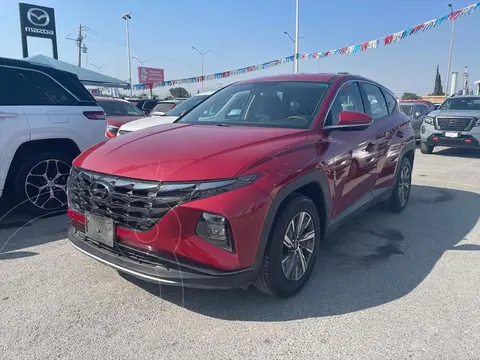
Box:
[294,0,300,74]
[192,46,212,92]
[122,12,133,98]
[446,4,455,96]
[132,56,151,66]
[284,31,304,73]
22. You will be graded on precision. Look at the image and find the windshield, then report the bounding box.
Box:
[439,97,480,111]
[177,81,330,128]
[151,102,178,114]
[166,95,210,116]
[98,100,144,116]
[400,104,414,116]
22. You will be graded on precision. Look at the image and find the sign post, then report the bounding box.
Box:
[19,3,58,59]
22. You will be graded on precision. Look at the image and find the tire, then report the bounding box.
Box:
[386,157,412,213]
[420,142,434,154]
[254,193,321,298]
[14,152,73,216]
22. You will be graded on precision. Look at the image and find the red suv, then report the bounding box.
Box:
[67,74,415,298]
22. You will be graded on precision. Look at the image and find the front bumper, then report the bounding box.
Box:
[420,123,480,148]
[422,134,480,148]
[68,227,258,289]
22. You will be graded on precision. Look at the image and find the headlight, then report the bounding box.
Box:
[190,174,258,201]
[424,116,434,125]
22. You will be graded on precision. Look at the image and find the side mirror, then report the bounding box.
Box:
[332,111,373,129]
[414,112,421,119]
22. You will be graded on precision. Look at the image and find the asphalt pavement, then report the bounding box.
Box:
[1,147,479,360]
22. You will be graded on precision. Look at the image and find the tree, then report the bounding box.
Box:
[169,87,190,98]
[401,92,422,100]
[431,65,445,96]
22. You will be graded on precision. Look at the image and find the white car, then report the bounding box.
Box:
[117,91,214,135]
[117,90,252,135]
[0,57,106,215]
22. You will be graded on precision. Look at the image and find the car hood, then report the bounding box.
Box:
[427,110,480,117]
[118,116,179,132]
[74,124,307,181]
[106,115,145,127]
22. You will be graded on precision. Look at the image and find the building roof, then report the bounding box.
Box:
[24,54,129,88]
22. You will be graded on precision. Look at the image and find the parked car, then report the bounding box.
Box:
[399,100,431,139]
[149,99,184,116]
[399,99,434,110]
[131,99,164,114]
[0,56,106,215]
[420,95,480,154]
[117,91,214,135]
[67,74,415,297]
[96,97,147,138]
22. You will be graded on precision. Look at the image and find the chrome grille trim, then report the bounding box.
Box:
[67,167,196,231]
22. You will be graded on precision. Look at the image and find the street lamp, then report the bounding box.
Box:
[122,12,133,98]
[446,4,455,96]
[192,46,212,92]
[89,63,107,71]
[284,31,304,73]
[294,0,300,74]
[132,56,151,66]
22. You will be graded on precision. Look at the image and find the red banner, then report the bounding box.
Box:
[138,67,164,84]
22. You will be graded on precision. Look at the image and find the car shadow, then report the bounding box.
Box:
[434,147,480,159]
[122,184,480,321]
[0,203,68,259]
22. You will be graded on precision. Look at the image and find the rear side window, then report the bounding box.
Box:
[382,89,397,114]
[143,101,158,110]
[151,103,176,113]
[361,83,388,119]
[12,68,77,106]
[0,67,25,105]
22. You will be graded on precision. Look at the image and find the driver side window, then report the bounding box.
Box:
[325,82,364,126]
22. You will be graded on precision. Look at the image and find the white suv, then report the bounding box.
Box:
[0,57,106,215]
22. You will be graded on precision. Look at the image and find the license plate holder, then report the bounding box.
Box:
[444,131,459,138]
[85,213,115,247]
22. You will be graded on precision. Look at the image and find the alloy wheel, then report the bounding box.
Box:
[281,211,316,281]
[24,159,71,211]
[398,164,411,206]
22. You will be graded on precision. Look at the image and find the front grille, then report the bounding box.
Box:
[436,117,473,131]
[67,168,196,231]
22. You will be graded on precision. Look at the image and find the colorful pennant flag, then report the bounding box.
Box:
[134,1,480,89]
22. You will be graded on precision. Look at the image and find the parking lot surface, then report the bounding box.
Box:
[1,147,479,360]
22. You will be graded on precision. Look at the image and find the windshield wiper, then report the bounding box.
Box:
[215,123,231,127]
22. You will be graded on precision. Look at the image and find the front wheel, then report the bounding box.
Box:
[254,193,321,298]
[14,153,73,216]
[420,142,434,154]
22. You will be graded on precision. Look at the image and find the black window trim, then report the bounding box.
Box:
[323,79,395,128]
[1,65,81,102]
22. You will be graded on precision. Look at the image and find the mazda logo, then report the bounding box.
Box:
[89,180,112,200]
[26,8,50,27]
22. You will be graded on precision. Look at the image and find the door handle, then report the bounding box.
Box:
[0,112,18,118]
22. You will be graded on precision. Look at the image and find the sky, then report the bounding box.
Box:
[1,0,479,98]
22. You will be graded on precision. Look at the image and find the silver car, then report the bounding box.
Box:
[399,101,431,139]
[419,95,480,154]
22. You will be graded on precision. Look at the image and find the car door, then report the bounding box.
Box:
[363,85,406,193]
[411,104,426,135]
[324,81,379,218]
[0,66,31,193]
